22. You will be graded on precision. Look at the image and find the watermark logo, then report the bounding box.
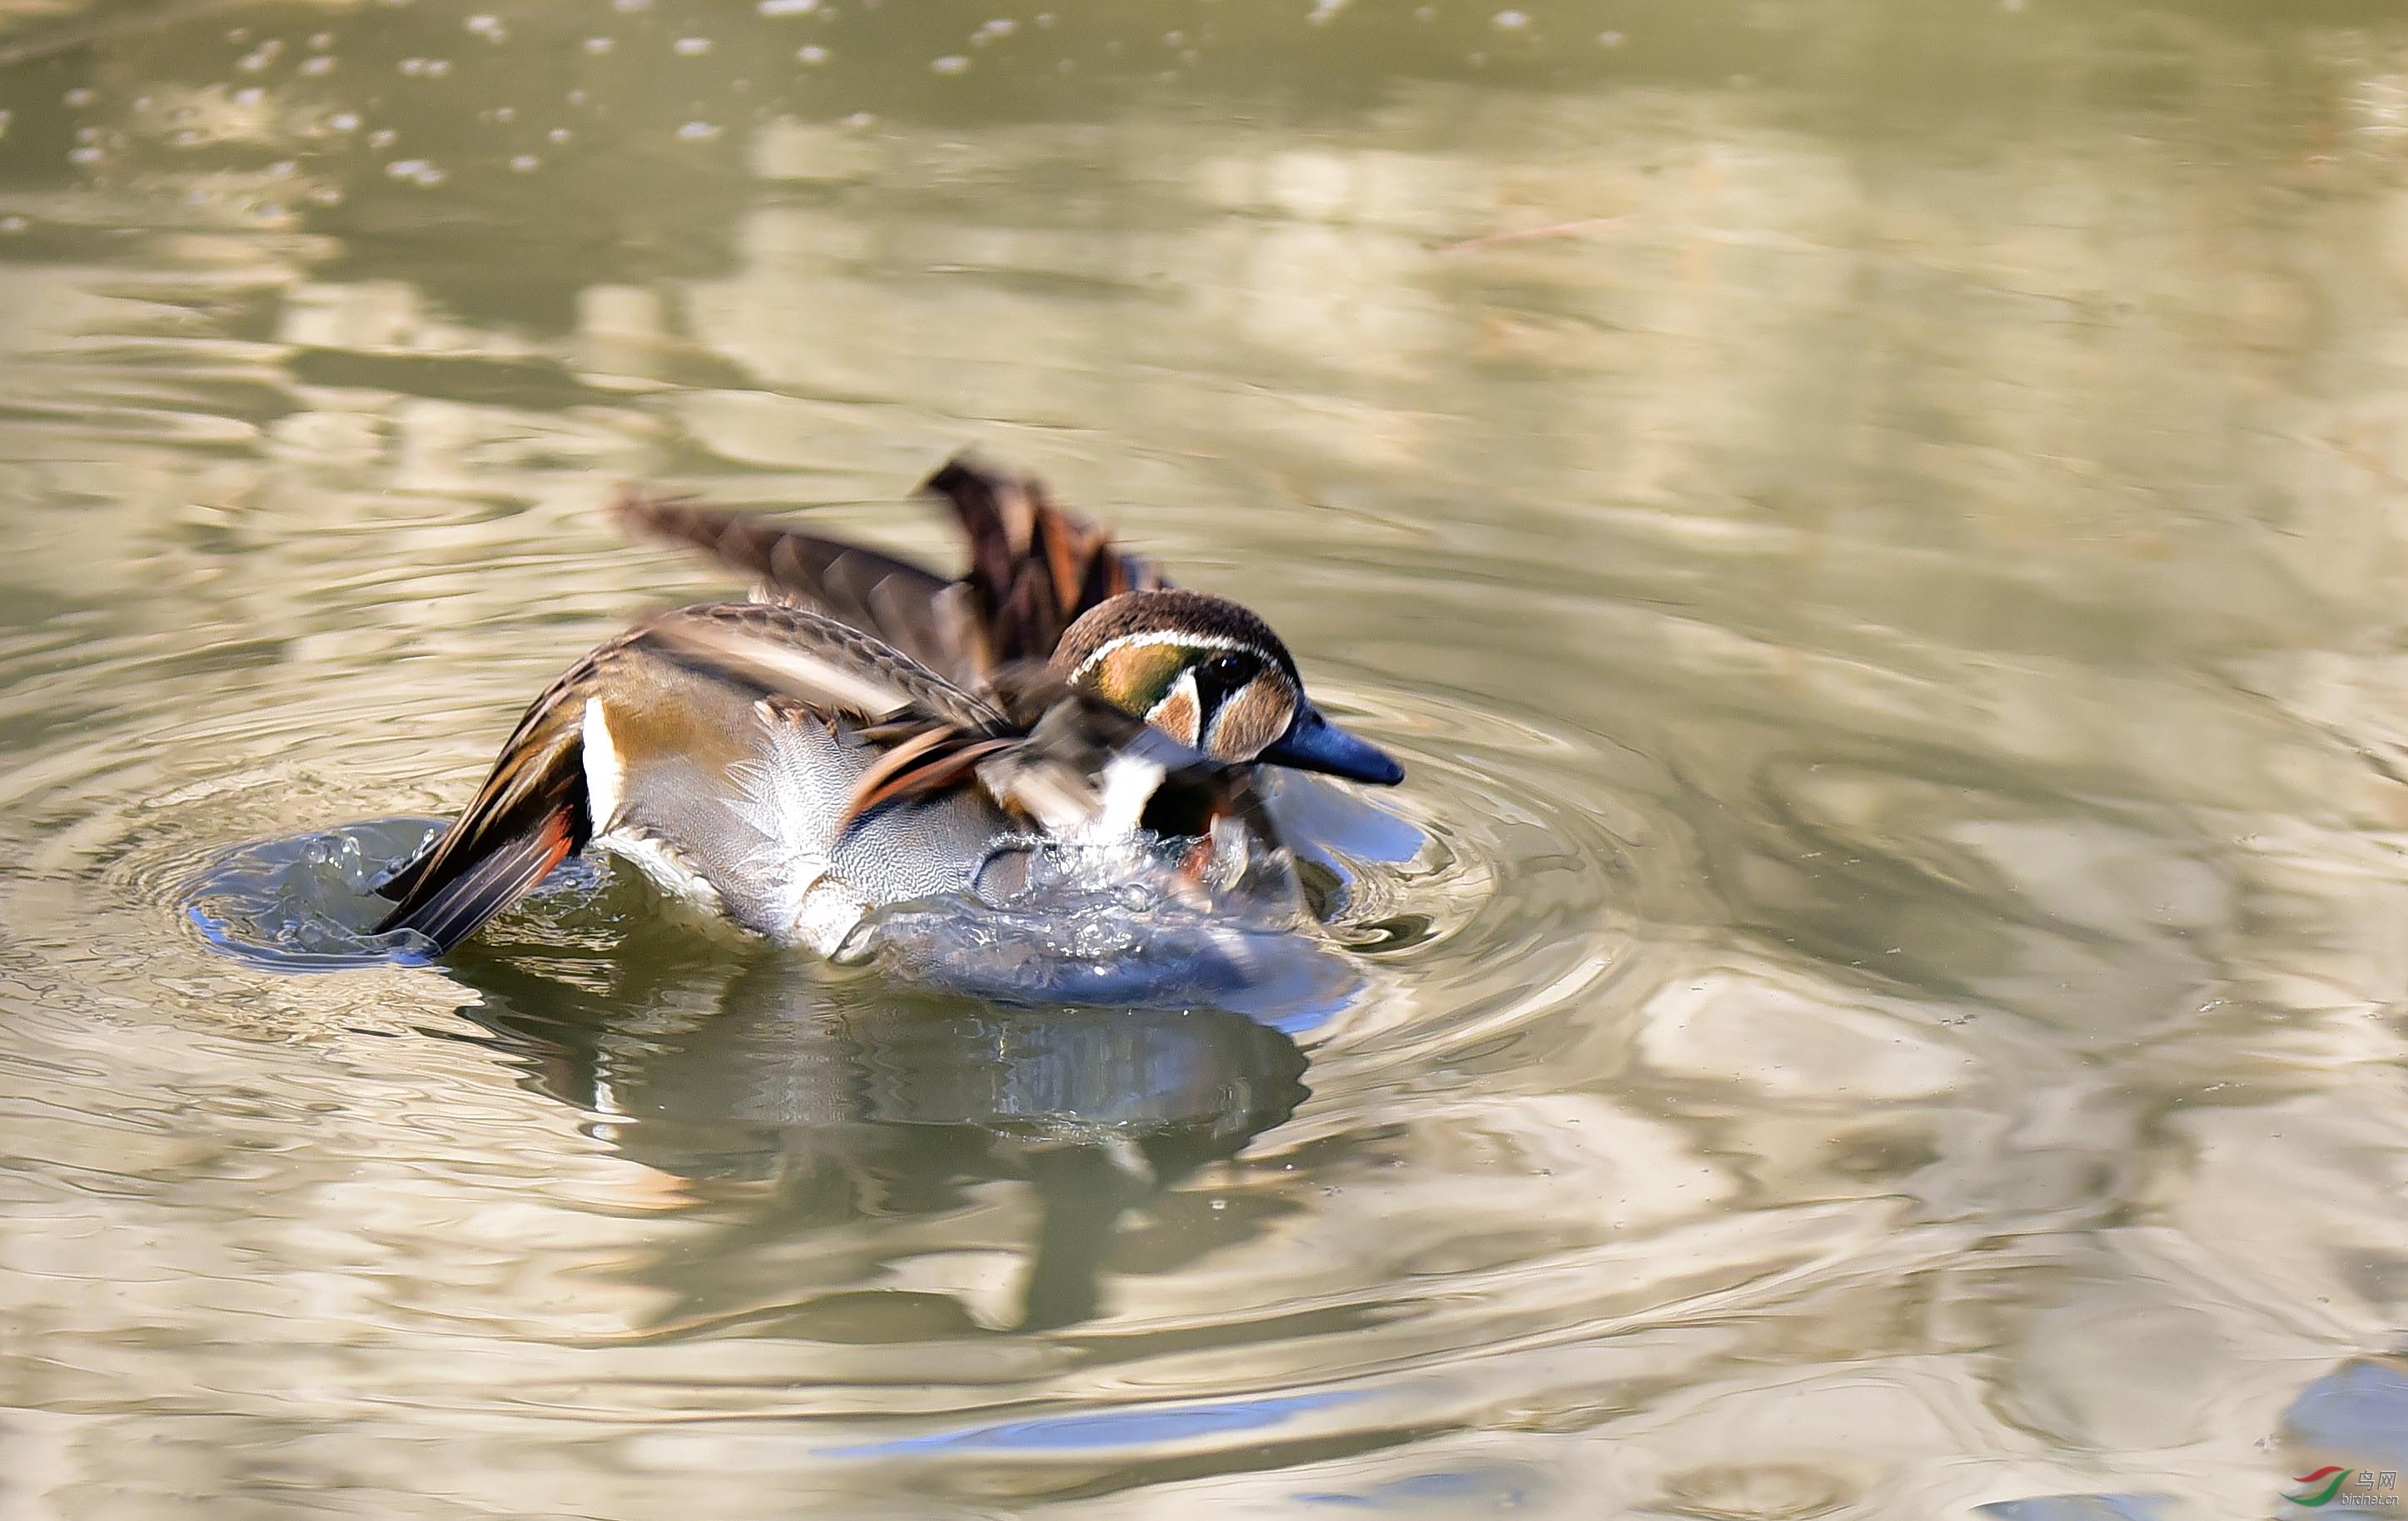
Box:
[2287,1468,2401,1509]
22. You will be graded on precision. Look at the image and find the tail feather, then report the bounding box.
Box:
[376,803,582,952]
[371,687,593,952]
[371,838,438,902]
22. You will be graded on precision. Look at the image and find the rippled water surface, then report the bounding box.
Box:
[4,0,2408,1515]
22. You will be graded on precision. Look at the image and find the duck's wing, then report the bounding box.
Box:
[373,604,1006,953]
[369,640,615,952]
[619,458,1171,685]
[618,490,983,682]
[630,619,1204,839]
[624,601,1006,733]
[920,455,1169,673]
[618,603,1024,837]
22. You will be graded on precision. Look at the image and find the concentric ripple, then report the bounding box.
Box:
[7,4,2402,1511]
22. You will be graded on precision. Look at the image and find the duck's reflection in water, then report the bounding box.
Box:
[440,924,1310,1332]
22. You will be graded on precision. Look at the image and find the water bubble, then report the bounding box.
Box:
[1492,10,1530,28]
[760,0,818,12]
[510,153,540,171]
[67,146,102,165]
[1307,0,1346,23]
[931,53,969,73]
[566,88,587,104]
[676,120,720,140]
[547,127,572,143]
[492,105,515,122]
[300,56,335,76]
[613,0,651,11]
[63,87,95,107]
[1163,28,1183,45]
[1596,28,1624,45]
[842,109,874,127]
[0,216,25,233]
[673,35,712,54]
[236,42,281,71]
[232,87,264,106]
[307,32,334,48]
[583,36,614,52]
[331,112,364,132]
[465,13,505,37]
[366,128,397,147]
[973,17,1014,42]
[797,43,828,62]
[386,157,445,185]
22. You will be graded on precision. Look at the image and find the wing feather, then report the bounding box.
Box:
[627,602,1005,733]
[918,455,1170,671]
[371,652,599,949]
[617,490,971,677]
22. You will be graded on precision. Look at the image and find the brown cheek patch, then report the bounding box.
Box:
[1147,683,1202,747]
[1207,678,1293,761]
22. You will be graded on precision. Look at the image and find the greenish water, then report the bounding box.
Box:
[2,1,2406,1515]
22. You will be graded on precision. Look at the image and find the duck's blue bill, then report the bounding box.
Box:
[1261,704,1405,786]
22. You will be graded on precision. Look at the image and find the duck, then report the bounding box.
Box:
[370,456,1405,958]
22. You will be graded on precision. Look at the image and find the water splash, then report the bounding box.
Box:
[185,813,1371,1022]
[182,815,450,969]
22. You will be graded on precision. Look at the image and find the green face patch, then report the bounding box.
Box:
[1088,639,1193,714]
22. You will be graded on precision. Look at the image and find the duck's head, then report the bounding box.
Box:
[1052,589,1404,786]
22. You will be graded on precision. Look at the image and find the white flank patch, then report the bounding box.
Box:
[580,696,624,833]
[1090,752,1167,840]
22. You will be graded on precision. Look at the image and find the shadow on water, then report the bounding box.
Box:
[182,812,1326,1332]
[442,925,1310,1335]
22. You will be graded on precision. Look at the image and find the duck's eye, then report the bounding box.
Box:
[1193,652,1256,703]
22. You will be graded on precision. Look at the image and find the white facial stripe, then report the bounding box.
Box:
[1071,629,1256,681]
[1143,669,1202,738]
[1202,674,1295,760]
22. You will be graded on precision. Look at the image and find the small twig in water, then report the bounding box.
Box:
[1432,214,1637,256]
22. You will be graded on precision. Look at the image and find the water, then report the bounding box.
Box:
[2,0,2406,1514]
